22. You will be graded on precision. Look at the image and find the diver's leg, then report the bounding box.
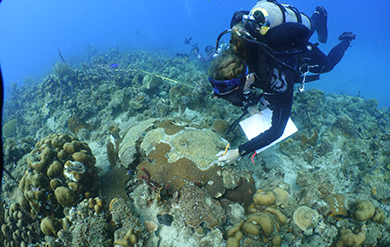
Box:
[310,6,328,44]
[326,40,351,71]
[326,32,356,71]
[304,32,355,74]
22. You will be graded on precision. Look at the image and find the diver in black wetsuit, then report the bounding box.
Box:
[208,1,355,164]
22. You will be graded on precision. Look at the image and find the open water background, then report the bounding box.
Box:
[1,0,389,108]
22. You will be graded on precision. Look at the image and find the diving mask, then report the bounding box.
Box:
[209,67,248,95]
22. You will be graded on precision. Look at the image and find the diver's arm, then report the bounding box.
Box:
[238,94,292,156]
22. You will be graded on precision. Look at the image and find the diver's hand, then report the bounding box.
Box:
[247,106,262,116]
[216,148,240,164]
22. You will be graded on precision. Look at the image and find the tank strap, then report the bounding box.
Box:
[267,0,287,23]
[285,5,302,23]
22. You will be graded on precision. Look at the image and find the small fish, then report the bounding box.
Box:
[325,211,350,220]
[110,63,118,68]
[329,213,349,220]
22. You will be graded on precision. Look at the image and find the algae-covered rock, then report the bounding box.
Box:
[142,73,161,90]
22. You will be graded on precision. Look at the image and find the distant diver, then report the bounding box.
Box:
[184,37,193,45]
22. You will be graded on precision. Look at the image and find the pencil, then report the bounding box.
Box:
[222,143,230,156]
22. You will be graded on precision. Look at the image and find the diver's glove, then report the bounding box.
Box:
[247,106,262,116]
[216,148,240,165]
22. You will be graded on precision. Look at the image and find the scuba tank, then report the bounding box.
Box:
[248,0,311,34]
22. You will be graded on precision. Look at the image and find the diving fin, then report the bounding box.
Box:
[315,6,328,44]
[338,31,356,42]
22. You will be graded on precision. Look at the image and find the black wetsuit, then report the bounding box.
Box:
[229,11,351,156]
[238,47,297,156]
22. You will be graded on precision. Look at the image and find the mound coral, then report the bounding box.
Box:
[19,133,98,217]
[253,191,276,207]
[335,229,365,247]
[352,200,375,221]
[240,207,286,245]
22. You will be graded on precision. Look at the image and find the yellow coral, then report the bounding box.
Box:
[253,191,276,206]
[353,200,375,221]
[335,229,365,247]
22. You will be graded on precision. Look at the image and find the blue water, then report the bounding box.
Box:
[1,0,389,108]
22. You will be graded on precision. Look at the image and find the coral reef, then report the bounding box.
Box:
[2,46,390,246]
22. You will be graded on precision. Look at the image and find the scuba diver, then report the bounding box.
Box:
[208,0,356,164]
[176,37,220,63]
